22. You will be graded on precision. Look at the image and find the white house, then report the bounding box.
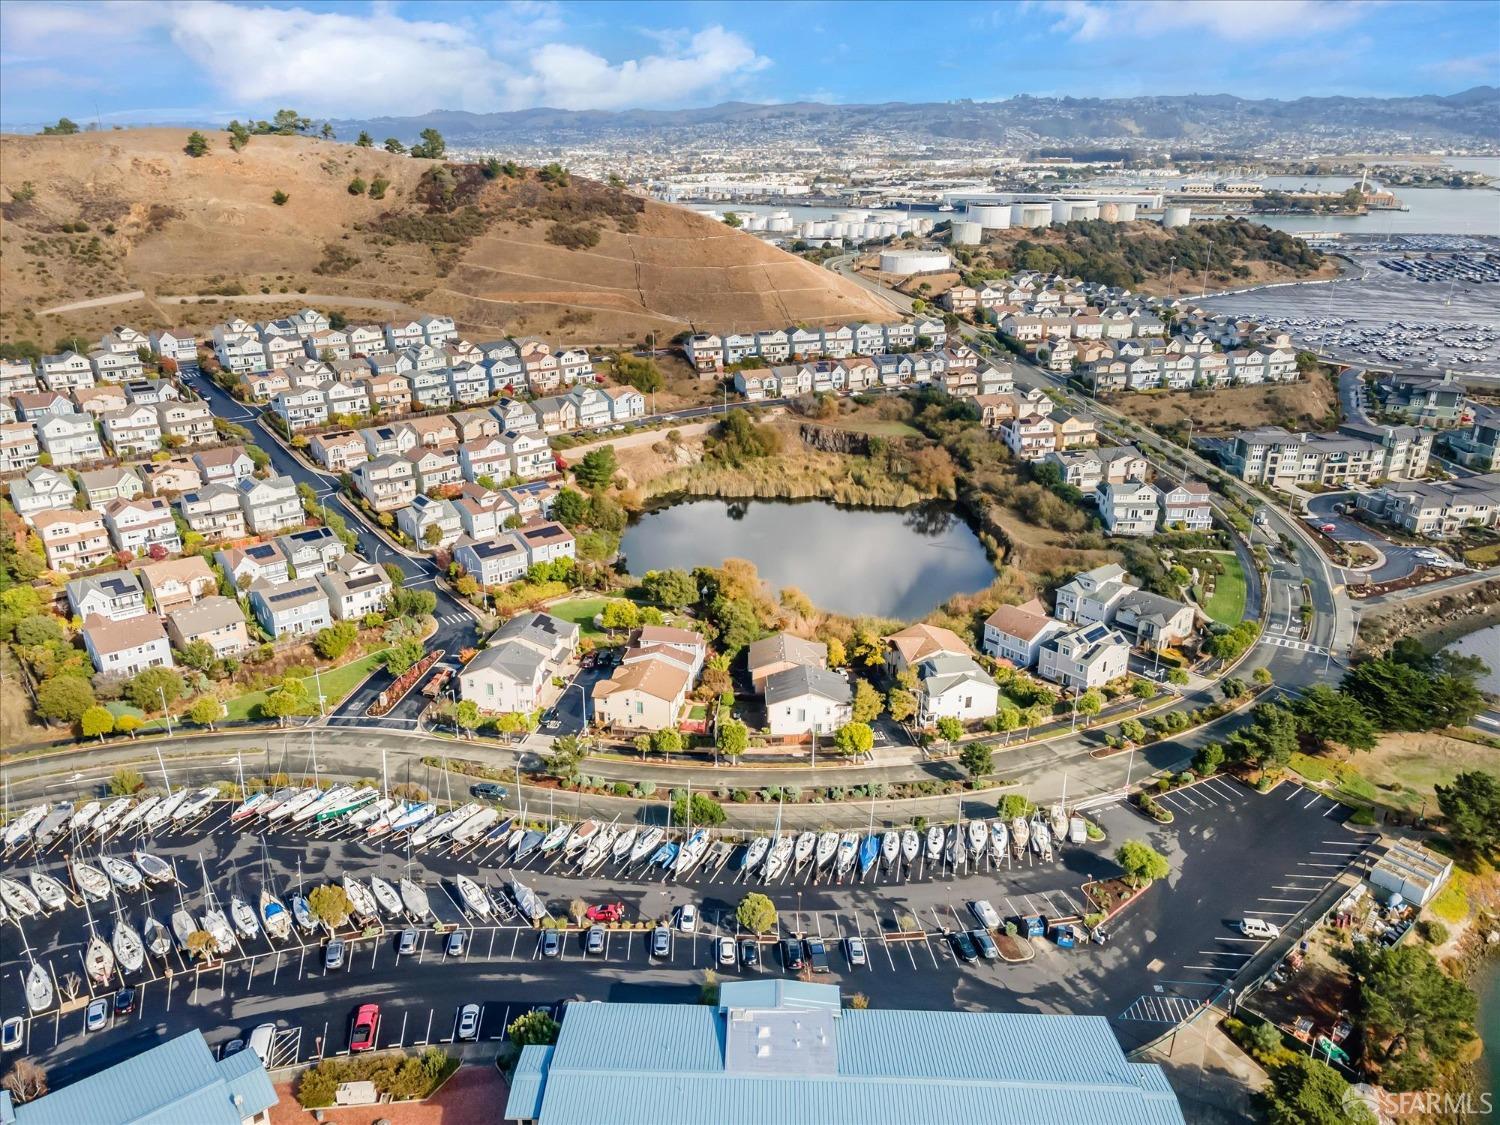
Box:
[82,613,174,677]
[765,665,852,738]
[1037,621,1130,691]
[981,598,1066,670]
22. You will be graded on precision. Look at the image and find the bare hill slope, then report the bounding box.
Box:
[0,128,893,348]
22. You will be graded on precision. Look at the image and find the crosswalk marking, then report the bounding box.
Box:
[1258,635,1328,655]
[1118,995,1205,1024]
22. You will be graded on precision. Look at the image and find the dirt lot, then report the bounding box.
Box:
[270,1065,508,1125]
[0,645,61,751]
[1109,370,1339,436]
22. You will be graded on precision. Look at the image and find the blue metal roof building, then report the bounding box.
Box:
[506,982,1184,1124]
[3,1030,277,1125]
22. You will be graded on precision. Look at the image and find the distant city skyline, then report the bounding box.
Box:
[1,0,1497,129]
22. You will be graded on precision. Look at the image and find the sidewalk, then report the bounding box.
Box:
[1137,1011,1267,1125]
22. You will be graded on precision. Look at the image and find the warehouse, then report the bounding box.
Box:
[507,981,1185,1124]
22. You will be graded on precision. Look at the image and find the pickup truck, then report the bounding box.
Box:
[422,668,453,698]
[803,937,830,974]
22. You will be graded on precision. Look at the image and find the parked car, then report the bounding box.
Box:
[86,998,109,1032]
[457,1004,480,1042]
[677,904,698,933]
[324,940,346,970]
[803,938,829,974]
[470,782,508,801]
[844,937,867,967]
[248,1024,275,1066]
[350,1004,380,1053]
[585,926,606,956]
[781,938,805,972]
[397,929,418,955]
[969,900,1001,930]
[585,902,625,923]
[113,988,136,1016]
[220,1039,245,1060]
[739,940,759,968]
[950,930,979,964]
[542,929,562,958]
[2,1018,23,1052]
[717,937,736,966]
[971,929,999,961]
[1240,918,1281,939]
[651,926,672,958]
[446,930,466,957]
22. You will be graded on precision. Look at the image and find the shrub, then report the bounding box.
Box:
[1350,806,1377,826]
[271,190,289,206]
[1417,919,1449,945]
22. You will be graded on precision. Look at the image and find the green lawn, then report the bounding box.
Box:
[546,597,610,638]
[1201,551,1248,627]
[222,651,387,724]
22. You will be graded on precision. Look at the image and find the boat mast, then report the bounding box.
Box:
[153,743,172,799]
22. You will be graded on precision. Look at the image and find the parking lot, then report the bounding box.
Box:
[0,775,1381,1081]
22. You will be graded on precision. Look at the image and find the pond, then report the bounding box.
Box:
[619,498,995,620]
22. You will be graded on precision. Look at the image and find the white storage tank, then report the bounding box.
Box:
[879,250,953,275]
[1163,205,1192,229]
[768,215,794,232]
[1073,201,1100,221]
[969,205,1011,230]
[834,210,868,223]
[1116,202,1139,222]
[1014,203,1052,228]
[951,221,983,246]
[1098,202,1120,223]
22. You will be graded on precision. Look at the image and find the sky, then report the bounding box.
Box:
[1,0,1497,128]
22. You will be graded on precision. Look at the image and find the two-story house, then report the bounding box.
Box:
[249,577,332,639]
[67,571,148,622]
[237,475,303,535]
[317,554,393,620]
[175,483,247,540]
[35,508,113,570]
[104,497,182,556]
[352,454,416,513]
[82,613,175,677]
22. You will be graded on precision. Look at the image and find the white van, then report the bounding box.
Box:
[1239,918,1281,939]
[248,1023,277,1068]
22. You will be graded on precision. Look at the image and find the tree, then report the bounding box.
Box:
[851,680,883,724]
[959,741,992,779]
[552,487,587,527]
[1348,942,1476,1091]
[176,638,216,673]
[1115,839,1169,887]
[356,130,373,147]
[1075,688,1104,721]
[227,120,250,151]
[600,599,639,633]
[261,677,311,726]
[184,131,210,157]
[936,716,963,746]
[507,1009,560,1047]
[633,733,653,757]
[188,697,223,731]
[384,138,406,154]
[672,792,726,827]
[114,714,142,739]
[641,568,696,610]
[185,929,217,962]
[127,667,184,712]
[886,688,916,724]
[307,884,353,930]
[1193,741,1226,775]
[736,892,778,934]
[313,621,358,661]
[716,718,748,760]
[651,728,683,759]
[1,1058,47,1104]
[833,721,874,759]
[1226,702,1299,772]
[271,190,289,206]
[1292,685,1376,752]
[42,118,80,135]
[573,446,618,489]
[1120,718,1147,745]
[422,523,444,547]
[1262,1053,1373,1125]
[825,636,846,668]
[320,122,335,139]
[410,128,446,159]
[1021,703,1050,736]
[455,700,480,737]
[1435,770,1500,859]
[108,768,145,795]
[994,704,1021,744]
[80,705,115,741]
[383,637,425,675]
[36,675,95,723]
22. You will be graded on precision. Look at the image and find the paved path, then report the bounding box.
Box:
[160,292,416,313]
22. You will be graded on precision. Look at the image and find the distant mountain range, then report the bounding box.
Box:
[333,88,1500,151]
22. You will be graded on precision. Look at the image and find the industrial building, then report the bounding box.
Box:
[1,1030,277,1125]
[507,981,1186,1125]
[1368,840,1453,908]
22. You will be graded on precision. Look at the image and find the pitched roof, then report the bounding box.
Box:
[592,655,691,704]
[884,623,970,665]
[83,612,167,654]
[983,599,1058,642]
[166,595,245,636]
[764,664,851,707]
[747,632,827,674]
[634,624,705,648]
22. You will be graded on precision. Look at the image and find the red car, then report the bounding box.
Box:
[350,1004,380,1053]
[585,902,626,923]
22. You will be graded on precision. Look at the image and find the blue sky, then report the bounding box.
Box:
[1,0,1496,128]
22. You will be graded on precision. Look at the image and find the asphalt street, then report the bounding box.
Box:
[1304,492,1428,584]
[0,776,1377,1087]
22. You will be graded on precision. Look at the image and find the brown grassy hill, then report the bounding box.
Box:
[0,128,893,349]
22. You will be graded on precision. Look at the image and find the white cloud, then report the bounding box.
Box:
[0,0,769,118]
[1033,0,1374,44]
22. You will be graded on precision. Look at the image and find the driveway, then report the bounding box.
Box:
[1338,367,1373,426]
[1304,493,1423,583]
